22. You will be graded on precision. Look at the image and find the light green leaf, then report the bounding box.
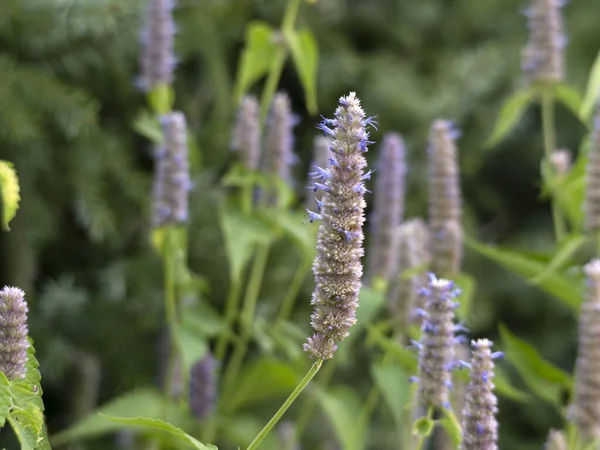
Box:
[180,302,227,338]
[285,28,319,115]
[51,388,191,446]
[466,237,583,311]
[412,416,435,439]
[0,160,21,231]
[554,83,583,119]
[220,206,272,284]
[11,339,45,413]
[220,358,299,414]
[132,110,163,144]
[0,372,10,427]
[371,363,410,430]
[147,84,175,115]
[580,51,600,121]
[102,416,217,450]
[454,273,475,323]
[485,89,533,147]
[320,386,366,450]
[493,366,531,403]
[437,409,461,448]
[172,324,208,375]
[9,405,44,450]
[234,22,278,102]
[499,324,572,407]
[529,234,587,285]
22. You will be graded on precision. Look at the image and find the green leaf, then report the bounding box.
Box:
[554,83,583,119]
[180,302,227,338]
[499,324,572,406]
[466,237,583,311]
[529,234,587,285]
[0,160,21,231]
[437,409,461,448]
[412,416,435,439]
[493,366,531,403]
[371,363,410,430]
[220,358,299,414]
[0,372,10,427]
[485,89,533,147]
[11,339,45,413]
[285,28,319,115]
[263,209,317,260]
[234,22,278,102]
[454,273,475,323]
[51,388,192,446]
[102,416,217,450]
[367,325,418,374]
[219,206,272,284]
[132,110,163,144]
[9,404,44,450]
[147,84,175,115]
[580,51,600,121]
[320,386,366,450]
[172,324,208,375]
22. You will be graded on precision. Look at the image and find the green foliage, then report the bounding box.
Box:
[486,89,534,147]
[371,363,410,434]
[580,51,600,121]
[285,28,319,115]
[0,160,20,231]
[320,386,366,450]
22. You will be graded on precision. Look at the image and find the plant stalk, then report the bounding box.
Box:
[277,258,311,323]
[246,359,323,450]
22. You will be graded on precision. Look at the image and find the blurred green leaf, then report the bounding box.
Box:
[499,324,572,407]
[285,28,319,115]
[493,366,531,403]
[147,84,175,115]
[264,209,317,259]
[102,416,217,450]
[466,237,583,311]
[234,22,278,102]
[172,324,208,374]
[320,386,366,450]
[486,89,533,147]
[0,372,9,427]
[220,206,272,284]
[367,325,418,374]
[51,388,191,446]
[181,302,227,338]
[220,358,299,414]
[371,363,410,431]
[437,409,461,448]
[554,83,583,119]
[412,416,435,439]
[580,50,600,121]
[0,160,20,231]
[454,273,475,323]
[132,110,163,143]
[529,234,587,285]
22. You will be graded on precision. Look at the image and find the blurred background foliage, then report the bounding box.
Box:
[0,0,599,448]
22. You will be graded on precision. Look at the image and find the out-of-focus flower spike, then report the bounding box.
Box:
[231,96,262,172]
[0,286,30,381]
[568,259,600,441]
[585,106,600,232]
[303,92,373,360]
[428,120,463,276]
[152,111,190,227]
[521,0,566,85]
[550,148,571,179]
[544,429,567,450]
[138,0,177,92]
[366,133,406,284]
[189,352,217,421]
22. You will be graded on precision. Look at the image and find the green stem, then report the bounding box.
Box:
[277,259,311,323]
[222,243,271,390]
[541,85,566,242]
[294,356,336,437]
[259,0,303,125]
[246,359,323,450]
[214,280,242,363]
[412,407,434,450]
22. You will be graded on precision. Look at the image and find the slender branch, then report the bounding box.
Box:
[277,258,311,323]
[246,359,323,450]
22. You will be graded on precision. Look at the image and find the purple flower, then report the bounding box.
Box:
[428,120,463,276]
[521,0,566,85]
[189,352,217,421]
[306,136,333,211]
[231,96,262,172]
[152,111,190,227]
[138,0,177,92]
[366,133,406,283]
[568,259,600,440]
[303,92,374,360]
[265,92,297,187]
[460,339,501,450]
[0,286,30,381]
